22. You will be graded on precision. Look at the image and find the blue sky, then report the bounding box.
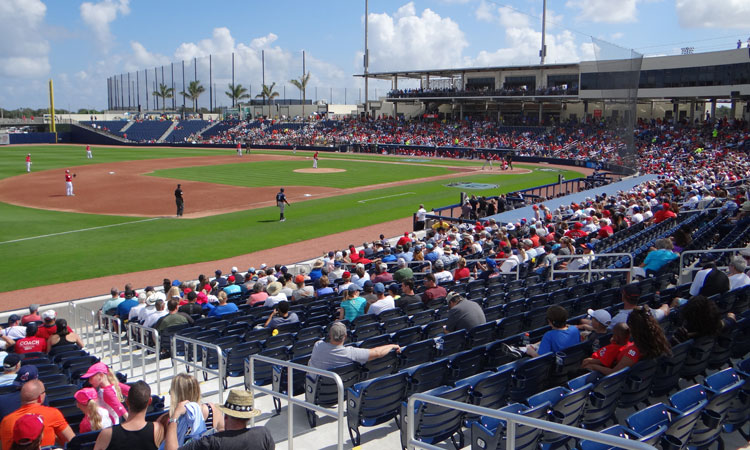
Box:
[1,0,748,110]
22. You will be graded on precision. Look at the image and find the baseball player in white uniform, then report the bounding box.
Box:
[26,154,31,172]
[65,170,75,196]
[86,145,93,159]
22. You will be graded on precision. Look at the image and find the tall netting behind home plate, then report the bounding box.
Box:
[590,38,643,171]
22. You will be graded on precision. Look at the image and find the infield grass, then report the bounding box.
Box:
[0,144,583,292]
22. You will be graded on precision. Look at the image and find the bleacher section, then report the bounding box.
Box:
[117,121,172,142]
[163,120,209,142]
[80,120,127,134]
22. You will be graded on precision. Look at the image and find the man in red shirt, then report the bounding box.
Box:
[25,154,31,172]
[20,305,41,325]
[396,232,411,247]
[313,151,319,168]
[421,273,447,305]
[14,324,47,354]
[581,323,630,371]
[653,203,676,223]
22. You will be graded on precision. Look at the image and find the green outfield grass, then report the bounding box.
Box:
[149,159,453,188]
[0,144,583,292]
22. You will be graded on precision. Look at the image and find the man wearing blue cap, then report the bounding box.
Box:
[365,283,396,315]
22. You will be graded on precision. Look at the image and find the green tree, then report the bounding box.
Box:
[152,83,174,112]
[255,82,280,106]
[289,72,311,118]
[225,83,250,108]
[180,80,205,113]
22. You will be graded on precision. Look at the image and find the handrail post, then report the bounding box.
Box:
[505,418,516,450]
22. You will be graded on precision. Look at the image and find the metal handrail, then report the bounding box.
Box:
[406,393,656,450]
[126,322,161,396]
[97,315,123,370]
[170,334,225,403]
[70,303,97,351]
[246,354,345,450]
[550,252,634,283]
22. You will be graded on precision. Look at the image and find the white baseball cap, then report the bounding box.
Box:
[587,309,611,326]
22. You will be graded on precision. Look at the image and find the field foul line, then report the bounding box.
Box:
[0,218,161,245]
[357,192,416,203]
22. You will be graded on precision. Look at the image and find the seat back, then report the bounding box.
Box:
[651,339,692,397]
[404,360,449,396]
[466,322,497,348]
[402,384,470,449]
[305,362,362,408]
[509,353,554,403]
[471,402,549,450]
[455,366,513,412]
[439,330,467,356]
[579,368,630,429]
[346,372,408,445]
[361,349,398,380]
[680,336,715,381]
[399,339,436,369]
[618,358,659,409]
[225,341,262,378]
[391,326,423,346]
[246,346,289,386]
[445,347,485,384]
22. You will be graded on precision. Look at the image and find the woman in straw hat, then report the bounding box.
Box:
[164,389,273,450]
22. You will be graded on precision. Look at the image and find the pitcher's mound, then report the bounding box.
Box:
[293,168,346,173]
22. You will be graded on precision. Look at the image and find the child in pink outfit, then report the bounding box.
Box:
[80,362,129,424]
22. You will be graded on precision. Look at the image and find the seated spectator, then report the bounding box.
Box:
[116,290,139,320]
[164,389,273,450]
[161,373,225,444]
[207,292,239,318]
[46,319,84,351]
[35,310,59,340]
[578,309,611,343]
[7,411,49,450]
[421,273,447,305]
[93,381,164,450]
[74,387,113,434]
[525,305,580,357]
[338,285,367,321]
[308,322,400,370]
[395,278,421,310]
[689,259,730,297]
[179,292,204,317]
[653,202,676,223]
[672,295,737,344]
[567,243,596,271]
[309,260,325,283]
[315,275,334,297]
[432,260,453,284]
[0,354,21,387]
[587,306,671,375]
[444,292,486,333]
[351,263,370,288]
[264,301,299,329]
[143,299,168,328]
[365,283,396,315]
[80,362,130,424]
[0,366,44,422]
[1,379,75,450]
[453,257,471,281]
[156,299,192,331]
[246,283,269,306]
[728,256,750,291]
[101,290,123,317]
[610,284,670,329]
[291,275,314,302]
[1,315,27,350]
[263,282,287,307]
[21,305,41,325]
[475,256,499,280]
[222,277,241,296]
[14,323,46,354]
[393,258,413,283]
[128,292,148,323]
[631,238,678,279]
[581,323,630,372]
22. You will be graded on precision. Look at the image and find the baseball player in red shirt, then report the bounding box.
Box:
[236,142,242,156]
[86,145,93,159]
[65,170,75,196]
[26,154,31,172]
[313,151,319,169]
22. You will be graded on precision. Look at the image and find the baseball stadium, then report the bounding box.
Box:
[2,2,750,450]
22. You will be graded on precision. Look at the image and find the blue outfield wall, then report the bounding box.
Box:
[8,132,71,144]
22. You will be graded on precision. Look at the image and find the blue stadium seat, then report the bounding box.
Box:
[347,372,408,446]
[361,348,398,380]
[569,368,629,429]
[470,402,549,450]
[398,339,436,369]
[626,402,704,450]
[618,358,659,410]
[304,362,362,427]
[445,347,485,384]
[528,382,594,449]
[399,384,470,450]
[403,360,449,396]
[455,367,513,416]
[509,353,554,403]
[271,354,311,414]
[651,339,692,397]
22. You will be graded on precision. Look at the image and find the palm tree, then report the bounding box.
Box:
[152,83,174,112]
[290,72,311,118]
[225,83,250,108]
[180,80,205,113]
[255,82,280,106]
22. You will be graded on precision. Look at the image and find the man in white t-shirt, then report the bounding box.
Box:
[365,283,396,316]
[729,256,750,291]
[415,204,427,231]
[143,299,168,328]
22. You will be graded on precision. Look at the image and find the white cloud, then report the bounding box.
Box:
[365,2,469,70]
[675,0,750,28]
[126,42,170,72]
[80,0,130,51]
[565,0,639,23]
[0,0,50,78]
[470,6,589,66]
